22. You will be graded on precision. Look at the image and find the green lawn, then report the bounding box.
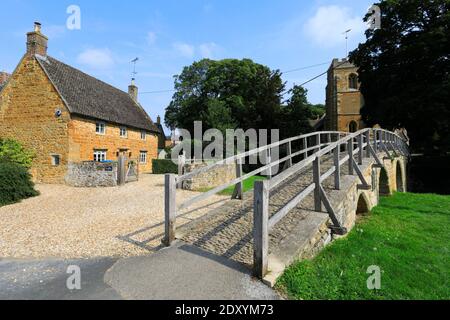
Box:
[276,193,450,300]
[200,176,267,196]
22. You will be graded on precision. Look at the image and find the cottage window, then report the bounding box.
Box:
[94,150,107,162]
[140,151,148,164]
[51,155,60,166]
[120,127,128,138]
[141,131,146,140]
[96,122,106,135]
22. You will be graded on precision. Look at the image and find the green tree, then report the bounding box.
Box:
[310,104,326,119]
[165,58,285,134]
[350,0,450,153]
[280,85,314,139]
[0,139,34,168]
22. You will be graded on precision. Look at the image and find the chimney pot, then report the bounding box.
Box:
[157,116,161,124]
[128,79,138,102]
[34,22,42,32]
[27,22,48,56]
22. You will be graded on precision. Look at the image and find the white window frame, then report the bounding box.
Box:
[140,151,148,164]
[94,150,107,162]
[120,126,128,138]
[96,122,106,135]
[141,131,146,140]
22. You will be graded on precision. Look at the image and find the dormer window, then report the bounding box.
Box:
[120,127,128,138]
[96,122,106,135]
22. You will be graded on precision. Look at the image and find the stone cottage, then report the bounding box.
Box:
[0,22,161,184]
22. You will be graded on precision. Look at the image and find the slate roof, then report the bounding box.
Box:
[35,55,160,133]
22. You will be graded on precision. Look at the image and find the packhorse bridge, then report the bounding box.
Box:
[163,128,409,286]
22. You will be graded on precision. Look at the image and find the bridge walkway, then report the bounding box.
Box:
[178,153,353,268]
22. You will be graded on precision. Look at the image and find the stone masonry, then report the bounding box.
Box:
[182,162,236,191]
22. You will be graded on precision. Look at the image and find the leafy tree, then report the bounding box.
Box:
[280,85,313,139]
[310,104,326,119]
[0,139,34,168]
[165,58,285,134]
[350,0,450,153]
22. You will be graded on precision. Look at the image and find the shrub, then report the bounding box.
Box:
[152,159,178,174]
[0,139,35,168]
[0,162,39,206]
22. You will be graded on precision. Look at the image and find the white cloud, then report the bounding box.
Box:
[304,5,366,48]
[147,31,157,45]
[172,42,195,58]
[77,48,114,69]
[199,42,220,59]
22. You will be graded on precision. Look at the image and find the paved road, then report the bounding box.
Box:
[0,242,279,300]
[0,257,121,300]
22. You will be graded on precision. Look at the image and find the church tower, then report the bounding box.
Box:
[325,58,365,132]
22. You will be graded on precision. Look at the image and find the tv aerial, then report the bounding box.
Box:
[343,29,352,58]
[130,57,139,82]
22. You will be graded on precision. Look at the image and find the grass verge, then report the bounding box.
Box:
[276,192,450,300]
[199,176,266,196]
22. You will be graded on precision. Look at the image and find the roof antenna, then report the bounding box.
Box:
[343,29,352,58]
[130,57,139,84]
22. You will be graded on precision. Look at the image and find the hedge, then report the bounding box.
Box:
[0,162,39,206]
[152,159,178,174]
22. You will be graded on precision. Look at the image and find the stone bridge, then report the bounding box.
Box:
[163,129,409,286]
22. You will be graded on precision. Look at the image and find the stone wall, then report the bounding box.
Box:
[182,162,237,191]
[0,55,71,184]
[65,161,118,187]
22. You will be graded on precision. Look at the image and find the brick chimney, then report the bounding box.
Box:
[157,115,161,125]
[128,78,138,102]
[26,22,48,57]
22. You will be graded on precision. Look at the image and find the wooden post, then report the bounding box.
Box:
[348,139,354,175]
[286,141,293,168]
[163,174,176,246]
[266,148,272,179]
[232,158,243,200]
[253,180,269,279]
[177,153,186,189]
[316,134,321,152]
[117,155,126,186]
[313,156,322,212]
[304,138,308,158]
[358,134,363,165]
[365,131,371,158]
[374,130,378,152]
[334,144,341,190]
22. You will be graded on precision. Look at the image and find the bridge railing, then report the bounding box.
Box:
[253,128,410,278]
[162,130,348,246]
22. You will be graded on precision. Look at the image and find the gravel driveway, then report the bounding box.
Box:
[0,175,228,259]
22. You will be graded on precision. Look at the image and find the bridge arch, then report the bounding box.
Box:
[379,168,390,197]
[356,193,370,216]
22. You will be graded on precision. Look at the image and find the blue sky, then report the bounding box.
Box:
[1,0,374,132]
